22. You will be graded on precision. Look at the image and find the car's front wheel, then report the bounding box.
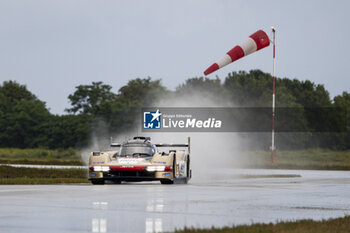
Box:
[91,179,105,185]
[160,179,173,184]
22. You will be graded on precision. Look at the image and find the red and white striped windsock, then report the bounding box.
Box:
[204,30,270,75]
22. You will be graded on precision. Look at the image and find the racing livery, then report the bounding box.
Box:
[88,136,191,185]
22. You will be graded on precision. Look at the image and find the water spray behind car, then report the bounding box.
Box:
[81,88,253,183]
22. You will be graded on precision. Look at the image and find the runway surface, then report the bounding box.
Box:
[1,169,350,233]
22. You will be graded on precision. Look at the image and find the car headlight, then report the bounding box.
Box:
[93,166,110,172]
[146,166,156,172]
[146,166,165,172]
[102,166,110,172]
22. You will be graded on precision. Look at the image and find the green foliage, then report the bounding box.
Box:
[0,81,51,148]
[0,147,78,159]
[282,79,331,107]
[0,80,37,103]
[176,77,223,95]
[0,81,92,149]
[107,99,140,133]
[118,78,169,106]
[174,216,350,233]
[333,92,350,149]
[104,78,164,133]
[66,81,117,115]
[224,70,272,106]
[44,114,92,148]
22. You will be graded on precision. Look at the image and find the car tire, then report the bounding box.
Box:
[187,155,191,181]
[160,179,173,184]
[91,179,105,185]
[161,154,176,185]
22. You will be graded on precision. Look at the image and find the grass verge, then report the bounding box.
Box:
[0,148,83,165]
[0,158,83,165]
[0,166,88,184]
[173,216,350,233]
[0,178,88,185]
[241,149,350,170]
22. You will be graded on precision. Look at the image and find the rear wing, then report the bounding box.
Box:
[110,137,191,154]
[110,143,121,147]
[155,137,191,154]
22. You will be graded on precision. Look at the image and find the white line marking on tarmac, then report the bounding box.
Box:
[0,188,46,193]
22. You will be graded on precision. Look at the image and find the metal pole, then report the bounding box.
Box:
[271,26,276,163]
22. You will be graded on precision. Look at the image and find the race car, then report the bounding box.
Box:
[88,136,191,185]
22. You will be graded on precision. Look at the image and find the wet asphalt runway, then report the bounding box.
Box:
[1,169,350,233]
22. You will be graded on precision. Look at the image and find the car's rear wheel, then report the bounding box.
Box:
[186,155,191,181]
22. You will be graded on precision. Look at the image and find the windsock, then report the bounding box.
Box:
[204,30,270,75]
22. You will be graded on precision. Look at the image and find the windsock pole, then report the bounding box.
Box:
[271,26,276,163]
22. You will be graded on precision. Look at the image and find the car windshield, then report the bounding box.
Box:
[119,144,156,157]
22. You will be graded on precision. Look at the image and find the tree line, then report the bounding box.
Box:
[0,70,349,150]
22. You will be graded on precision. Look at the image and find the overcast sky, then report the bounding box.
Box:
[1,0,349,114]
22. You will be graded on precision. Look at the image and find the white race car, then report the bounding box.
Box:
[88,136,191,185]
